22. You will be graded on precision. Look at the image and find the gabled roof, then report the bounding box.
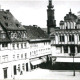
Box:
[0,9,26,31]
[24,25,50,41]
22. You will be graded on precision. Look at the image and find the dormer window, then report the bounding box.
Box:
[75,26,77,29]
[5,23,8,27]
[3,16,8,20]
[66,26,68,29]
[16,24,20,27]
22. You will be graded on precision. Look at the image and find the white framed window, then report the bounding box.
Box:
[13,55,15,60]
[17,54,19,59]
[12,43,15,49]
[21,54,23,58]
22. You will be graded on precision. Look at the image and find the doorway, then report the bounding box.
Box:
[3,68,8,79]
[70,46,75,53]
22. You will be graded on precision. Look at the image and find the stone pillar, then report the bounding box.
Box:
[28,59,31,72]
[62,46,64,54]
[68,46,70,54]
[75,46,77,54]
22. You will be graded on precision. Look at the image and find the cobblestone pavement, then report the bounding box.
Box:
[15,68,80,79]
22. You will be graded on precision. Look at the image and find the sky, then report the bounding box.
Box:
[0,0,80,28]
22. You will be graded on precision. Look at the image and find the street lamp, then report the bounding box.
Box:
[70,52,75,76]
[73,53,75,76]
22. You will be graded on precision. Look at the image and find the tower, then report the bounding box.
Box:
[47,0,56,35]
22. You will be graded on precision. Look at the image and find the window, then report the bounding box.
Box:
[1,34,6,39]
[69,35,74,42]
[62,35,64,42]
[17,54,19,59]
[0,56,1,63]
[11,33,13,38]
[17,33,21,38]
[21,43,23,48]
[13,55,15,60]
[2,43,8,47]
[24,43,26,48]
[64,46,68,53]
[69,35,72,42]
[5,23,8,27]
[21,54,23,58]
[18,64,20,72]
[12,43,15,49]
[78,46,80,53]
[15,33,17,38]
[16,24,20,27]
[17,43,19,48]
[25,53,27,59]
[26,63,28,71]
[79,35,80,41]
[59,35,65,42]
[60,36,61,42]
[3,68,8,79]
[2,55,8,62]
[14,65,17,75]
[3,16,7,19]
[22,63,25,70]
[75,26,77,29]
[30,52,31,55]
[34,51,36,54]
[72,35,74,41]
[66,26,68,29]
[3,16,8,20]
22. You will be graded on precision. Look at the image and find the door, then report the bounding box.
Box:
[26,63,28,71]
[3,68,7,79]
[70,46,75,53]
[13,65,17,75]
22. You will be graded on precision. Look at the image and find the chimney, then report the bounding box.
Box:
[6,9,10,12]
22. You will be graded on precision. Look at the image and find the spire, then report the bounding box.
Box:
[69,8,72,14]
[48,0,53,8]
[70,8,71,12]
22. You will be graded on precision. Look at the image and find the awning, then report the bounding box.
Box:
[42,57,47,62]
[56,57,80,63]
[31,59,43,65]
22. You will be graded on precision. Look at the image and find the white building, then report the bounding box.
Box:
[0,9,51,79]
[51,9,80,69]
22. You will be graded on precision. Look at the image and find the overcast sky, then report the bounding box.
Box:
[0,0,80,28]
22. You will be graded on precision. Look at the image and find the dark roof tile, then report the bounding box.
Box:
[0,10,26,31]
[24,25,49,40]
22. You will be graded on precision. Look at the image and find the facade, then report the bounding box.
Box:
[0,9,51,79]
[24,25,52,70]
[47,0,56,35]
[51,9,80,68]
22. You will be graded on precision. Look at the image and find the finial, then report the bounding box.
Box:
[48,0,53,8]
[70,8,71,12]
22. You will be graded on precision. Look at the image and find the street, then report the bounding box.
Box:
[15,68,80,79]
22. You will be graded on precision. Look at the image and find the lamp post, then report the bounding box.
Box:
[73,53,75,76]
[70,52,75,76]
[71,52,75,76]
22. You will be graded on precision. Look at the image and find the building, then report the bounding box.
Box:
[47,0,56,35]
[51,9,80,69]
[0,9,51,79]
[24,25,52,70]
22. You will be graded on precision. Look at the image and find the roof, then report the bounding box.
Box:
[76,19,80,24]
[60,20,64,25]
[0,9,26,31]
[42,28,47,33]
[0,37,10,43]
[64,9,77,21]
[24,25,50,41]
